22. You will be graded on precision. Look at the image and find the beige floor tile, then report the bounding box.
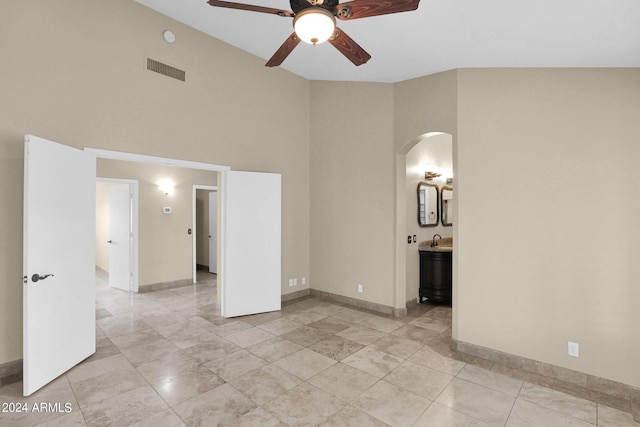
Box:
[281,325,333,347]
[70,366,148,408]
[205,349,267,381]
[118,338,181,365]
[336,325,387,346]
[31,411,87,427]
[409,346,466,376]
[167,327,221,350]
[320,405,391,427]
[518,382,597,424]
[384,360,453,400]
[307,335,365,361]
[352,380,431,427]
[152,319,204,339]
[172,383,256,426]
[308,362,379,402]
[81,385,168,427]
[128,408,185,427]
[369,334,424,359]
[183,337,242,364]
[225,327,276,348]
[435,378,516,426]
[227,407,287,427]
[598,404,640,427]
[273,348,336,380]
[147,365,224,406]
[414,402,493,427]
[282,310,327,325]
[134,350,201,381]
[209,320,255,337]
[409,316,452,333]
[342,347,404,378]
[332,308,376,323]
[457,364,524,396]
[358,316,405,333]
[262,382,345,426]
[109,328,163,350]
[256,317,303,335]
[228,364,301,405]
[392,324,441,345]
[307,317,355,334]
[506,399,595,427]
[246,336,304,362]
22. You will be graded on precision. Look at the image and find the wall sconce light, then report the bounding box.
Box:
[424,171,441,180]
[159,180,174,195]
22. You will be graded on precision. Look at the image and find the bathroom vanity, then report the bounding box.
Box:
[419,244,452,305]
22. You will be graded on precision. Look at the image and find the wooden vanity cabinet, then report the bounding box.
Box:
[419,250,452,305]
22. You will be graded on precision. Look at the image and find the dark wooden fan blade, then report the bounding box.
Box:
[336,0,419,20]
[265,33,301,67]
[207,0,293,17]
[328,28,371,66]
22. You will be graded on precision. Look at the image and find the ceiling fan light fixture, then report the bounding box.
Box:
[293,7,336,45]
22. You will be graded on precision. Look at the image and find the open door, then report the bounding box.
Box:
[23,135,96,396]
[208,191,217,274]
[221,171,281,317]
[108,184,132,291]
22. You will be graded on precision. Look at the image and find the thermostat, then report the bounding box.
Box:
[163,207,172,214]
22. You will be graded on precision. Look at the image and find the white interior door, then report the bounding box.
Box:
[108,184,131,291]
[23,135,96,396]
[222,171,281,317]
[208,191,217,274]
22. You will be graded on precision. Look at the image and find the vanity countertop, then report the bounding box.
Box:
[418,237,453,252]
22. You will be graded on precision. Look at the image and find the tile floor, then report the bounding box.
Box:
[1,270,638,426]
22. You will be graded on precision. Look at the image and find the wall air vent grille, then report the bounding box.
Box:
[146,58,185,82]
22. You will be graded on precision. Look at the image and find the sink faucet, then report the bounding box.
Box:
[431,234,442,247]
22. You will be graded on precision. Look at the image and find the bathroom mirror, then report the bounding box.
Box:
[441,186,453,227]
[417,182,439,227]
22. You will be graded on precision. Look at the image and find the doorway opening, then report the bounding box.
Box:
[395,132,455,317]
[193,185,218,283]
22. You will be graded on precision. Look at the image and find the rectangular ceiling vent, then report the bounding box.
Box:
[146,57,185,82]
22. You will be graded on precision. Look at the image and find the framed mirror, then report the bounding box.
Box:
[417,182,439,227]
[441,186,453,226]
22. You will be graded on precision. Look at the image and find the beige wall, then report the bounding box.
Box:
[405,133,453,302]
[0,0,310,364]
[455,68,640,388]
[310,81,395,307]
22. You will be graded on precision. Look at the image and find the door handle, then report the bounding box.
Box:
[107,240,113,243]
[31,274,54,283]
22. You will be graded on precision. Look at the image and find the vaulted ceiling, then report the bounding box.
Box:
[135,0,640,83]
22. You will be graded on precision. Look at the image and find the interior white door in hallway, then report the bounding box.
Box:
[108,184,132,291]
[23,135,96,395]
[208,191,217,274]
[222,171,281,317]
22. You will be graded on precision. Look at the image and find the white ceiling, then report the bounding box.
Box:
[135,0,640,83]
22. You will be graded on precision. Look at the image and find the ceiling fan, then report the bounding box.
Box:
[207,0,421,67]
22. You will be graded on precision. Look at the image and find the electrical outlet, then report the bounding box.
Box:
[293,278,298,286]
[357,284,363,293]
[301,277,306,285]
[288,279,293,287]
[568,341,580,357]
